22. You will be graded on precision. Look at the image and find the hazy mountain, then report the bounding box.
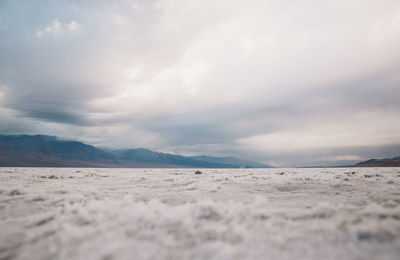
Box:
[112,149,242,168]
[353,156,400,167]
[0,134,271,168]
[189,155,271,168]
[298,160,361,168]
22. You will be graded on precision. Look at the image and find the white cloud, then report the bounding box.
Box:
[67,20,80,31]
[237,110,400,152]
[36,19,80,38]
[318,155,364,162]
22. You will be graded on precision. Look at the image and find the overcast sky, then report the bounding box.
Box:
[1,0,400,166]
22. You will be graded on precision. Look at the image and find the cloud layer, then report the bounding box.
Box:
[1,0,400,166]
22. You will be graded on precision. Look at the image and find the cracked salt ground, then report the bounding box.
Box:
[0,168,400,260]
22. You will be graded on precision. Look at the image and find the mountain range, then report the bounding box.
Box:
[0,134,272,168]
[353,156,400,167]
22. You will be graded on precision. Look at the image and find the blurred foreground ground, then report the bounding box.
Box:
[1,167,400,260]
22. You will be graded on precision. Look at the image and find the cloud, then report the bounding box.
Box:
[67,20,80,31]
[36,19,80,38]
[237,110,400,152]
[319,155,364,162]
[0,0,400,166]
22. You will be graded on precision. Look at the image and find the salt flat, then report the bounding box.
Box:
[0,167,399,260]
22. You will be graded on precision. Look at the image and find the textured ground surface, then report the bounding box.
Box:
[0,167,400,260]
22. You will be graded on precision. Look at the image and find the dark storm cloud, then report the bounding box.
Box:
[1,0,400,166]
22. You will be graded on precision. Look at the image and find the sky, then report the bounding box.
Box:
[0,0,400,167]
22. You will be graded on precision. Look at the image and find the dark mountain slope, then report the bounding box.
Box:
[0,135,115,167]
[354,156,400,167]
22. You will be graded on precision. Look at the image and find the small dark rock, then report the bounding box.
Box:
[8,189,22,196]
[356,230,395,242]
[344,171,357,176]
[357,231,372,241]
[195,170,202,175]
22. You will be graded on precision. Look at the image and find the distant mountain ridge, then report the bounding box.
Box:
[353,156,400,167]
[189,155,269,168]
[0,134,272,168]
